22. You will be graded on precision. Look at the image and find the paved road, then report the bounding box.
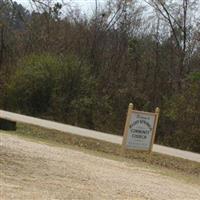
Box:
[0,110,200,162]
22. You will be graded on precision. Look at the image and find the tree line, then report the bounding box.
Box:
[0,0,199,152]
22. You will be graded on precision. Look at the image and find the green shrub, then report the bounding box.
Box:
[7,54,57,114]
[6,54,96,128]
[161,72,200,152]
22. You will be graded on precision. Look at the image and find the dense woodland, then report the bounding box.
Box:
[0,0,199,152]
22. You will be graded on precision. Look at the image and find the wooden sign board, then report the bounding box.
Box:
[122,103,160,152]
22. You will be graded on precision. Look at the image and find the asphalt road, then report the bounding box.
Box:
[0,110,200,162]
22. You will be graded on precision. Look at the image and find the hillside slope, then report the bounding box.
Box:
[0,132,200,200]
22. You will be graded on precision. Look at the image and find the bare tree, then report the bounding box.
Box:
[145,0,199,89]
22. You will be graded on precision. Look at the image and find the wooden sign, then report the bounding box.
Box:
[122,103,160,152]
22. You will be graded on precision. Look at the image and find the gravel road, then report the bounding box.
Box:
[0,132,200,200]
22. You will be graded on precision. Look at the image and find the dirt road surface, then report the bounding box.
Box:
[0,132,200,200]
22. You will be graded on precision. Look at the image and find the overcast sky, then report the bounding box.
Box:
[14,0,107,14]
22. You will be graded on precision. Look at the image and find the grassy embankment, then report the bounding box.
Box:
[2,123,200,178]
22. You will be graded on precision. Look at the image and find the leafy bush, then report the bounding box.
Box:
[7,54,56,114]
[161,72,200,152]
[6,54,96,127]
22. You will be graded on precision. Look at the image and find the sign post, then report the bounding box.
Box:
[122,103,160,153]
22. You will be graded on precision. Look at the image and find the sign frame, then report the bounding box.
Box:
[122,103,160,153]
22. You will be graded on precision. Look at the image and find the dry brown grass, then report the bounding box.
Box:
[5,123,200,177]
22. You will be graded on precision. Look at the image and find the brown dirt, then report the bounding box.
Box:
[0,132,200,200]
